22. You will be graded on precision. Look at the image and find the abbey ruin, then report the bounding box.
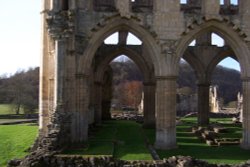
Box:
[38,0,250,152]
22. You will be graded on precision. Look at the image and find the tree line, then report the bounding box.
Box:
[0,68,39,114]
[0,60,241,114]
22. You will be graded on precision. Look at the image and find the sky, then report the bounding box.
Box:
[0,0,240,76]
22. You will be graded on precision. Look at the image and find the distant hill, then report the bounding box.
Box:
[111,60,242,105]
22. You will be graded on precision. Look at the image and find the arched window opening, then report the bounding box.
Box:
[104,32,119,45]
[127,33,142,45]
[110,55,143,114]
[211,57,241,115]
[189,40,196,46]
[212,33,225,47]
[180,0,187,4]
[177,58,197,118]
[231,0,238,5]
[104,32,142,45]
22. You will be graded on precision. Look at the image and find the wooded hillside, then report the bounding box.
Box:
[0,60,241,113]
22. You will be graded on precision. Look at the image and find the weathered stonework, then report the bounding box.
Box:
[31,0,250,165]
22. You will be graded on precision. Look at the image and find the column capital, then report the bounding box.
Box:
[46,10,75,40]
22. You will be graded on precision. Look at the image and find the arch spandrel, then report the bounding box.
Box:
[77,16,161,76]
[175,19,250,77]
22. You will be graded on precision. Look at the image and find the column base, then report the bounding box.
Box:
[154,141,178,150]
[241,142,250,150]
[154,128,177,150]
[198,119,209,126]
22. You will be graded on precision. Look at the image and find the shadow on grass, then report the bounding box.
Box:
[157,144,250,164]
[63,120,152,160]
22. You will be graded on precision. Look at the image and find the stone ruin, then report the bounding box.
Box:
[209,86,220,113]
[237,92,243,123]
[11,0,250,166]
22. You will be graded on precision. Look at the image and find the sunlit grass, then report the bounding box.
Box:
[144,117,250,164]
[0,124,38,167]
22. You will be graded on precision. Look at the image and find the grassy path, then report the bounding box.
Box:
[64,120,152,160]
[113,121,152,160]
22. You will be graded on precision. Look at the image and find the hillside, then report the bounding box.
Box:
[111,60,242,105]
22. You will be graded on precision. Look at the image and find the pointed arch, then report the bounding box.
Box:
[206,47,238,80]
[176,19,250,77]
[78,16,161,76]
[94,46,155,83]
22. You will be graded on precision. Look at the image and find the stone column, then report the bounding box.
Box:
[73,74,89,142]
[196,32,212,46]
[39,0,51,133]
[154,76,177,150]
[224,0,231,6]
[94,82,103,124]
[51,0,60,11]
[143,82,156,128]
[241,78,250,149]
[197,82,210,126]
[54,39,66,108]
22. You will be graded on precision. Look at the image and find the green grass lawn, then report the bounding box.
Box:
[1,118,249,166]
[63,121,152,160]
[144,117,250,165]
[0,124,38,167]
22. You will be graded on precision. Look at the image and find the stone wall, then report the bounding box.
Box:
[9,155,250,167]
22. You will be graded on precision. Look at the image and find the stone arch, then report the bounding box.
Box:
[183,49,206,82]
[78,16,161,76]
[94,46,155,84]
[206,47,238,81]
[176,19,250,78]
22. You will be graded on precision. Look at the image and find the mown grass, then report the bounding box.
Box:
[1,118,249,166]
[0,124,38,167]
[144,117,250,165]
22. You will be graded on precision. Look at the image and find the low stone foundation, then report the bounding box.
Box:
[9,155,250,167]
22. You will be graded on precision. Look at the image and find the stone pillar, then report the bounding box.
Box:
[94,82,103,124]
[154,76,177,150]
[118,31,128,45]
[241,78,250,149]
[72,74,89,142]
[54,39,66,108]
[143,82,156,128]
[224,0,231,6]
[197,82,210,126]
[51,0,60,11]
[196,32,212,46]
[39,0,51,133]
